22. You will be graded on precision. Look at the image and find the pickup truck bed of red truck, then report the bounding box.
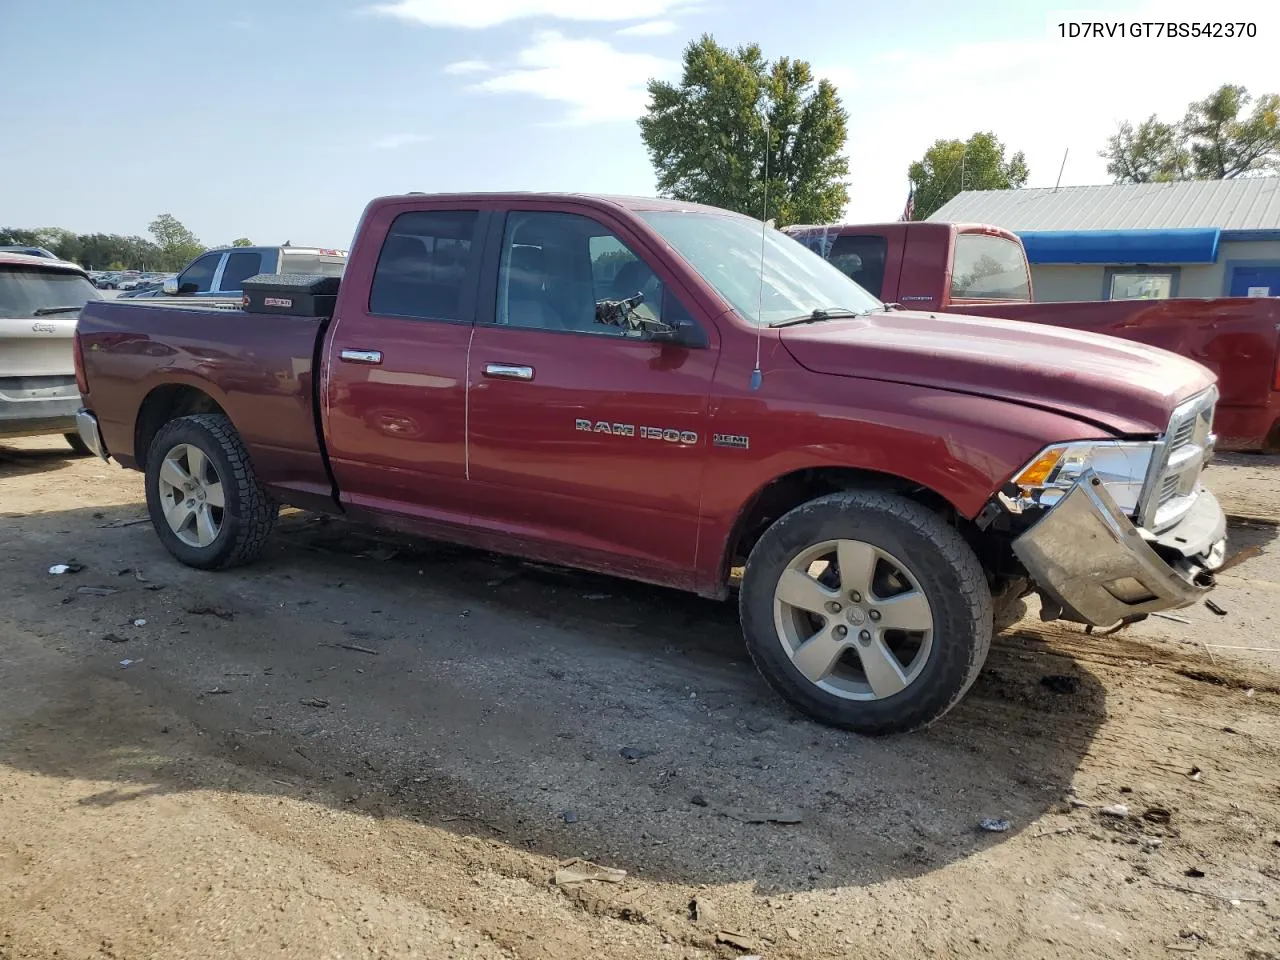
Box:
[74,193,1228,735]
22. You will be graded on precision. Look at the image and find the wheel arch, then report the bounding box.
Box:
[714,465,967,596]
[134,383,228,466]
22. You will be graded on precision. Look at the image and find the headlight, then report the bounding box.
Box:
[1008,441,1155,515]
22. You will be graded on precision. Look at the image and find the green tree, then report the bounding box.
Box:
[906,132,1028,221]
[1101,84,1280,183]
[231,237,253,247]
[149,213,205,271]
[638,34,850,226]
[1183,84,1280,178]
[1100,116,1189,183]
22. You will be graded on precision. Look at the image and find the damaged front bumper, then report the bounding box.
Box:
[1012,470,1226,627]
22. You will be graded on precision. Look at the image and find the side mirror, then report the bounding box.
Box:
[162,278,179,295]
[644,320,706,349]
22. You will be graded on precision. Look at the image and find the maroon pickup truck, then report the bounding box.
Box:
[785,220,1280,453]
[74,193,1228,735]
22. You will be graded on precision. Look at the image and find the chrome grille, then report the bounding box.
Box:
[1138,386,1217,532]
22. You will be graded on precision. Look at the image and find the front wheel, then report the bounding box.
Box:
[144,413,277,570]
[740,491,992,735]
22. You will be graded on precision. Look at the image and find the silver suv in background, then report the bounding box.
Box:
[0,253,102,454]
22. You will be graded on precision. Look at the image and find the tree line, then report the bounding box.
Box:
[636,35,1280,224]
[1,213,252,271]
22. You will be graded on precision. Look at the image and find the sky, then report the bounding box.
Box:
[2,0,1278,249]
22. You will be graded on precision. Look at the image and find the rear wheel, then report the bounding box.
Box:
[740,491,992,735]
[144,413,276,570]
[64,432,92,457]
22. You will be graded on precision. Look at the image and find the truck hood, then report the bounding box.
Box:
[778,310,1215,436]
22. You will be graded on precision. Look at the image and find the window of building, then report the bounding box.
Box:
[1108,270,1175,300]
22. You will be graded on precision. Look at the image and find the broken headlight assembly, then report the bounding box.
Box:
[1002,440,1156,517]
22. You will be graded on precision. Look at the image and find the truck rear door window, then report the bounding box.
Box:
[950,234,1030,301]
[218,251,263,292]
[368,211,478,321]
[827,235,888,298]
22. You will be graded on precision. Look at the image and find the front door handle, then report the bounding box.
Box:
[340,349,382,365]
[483,363,534,381]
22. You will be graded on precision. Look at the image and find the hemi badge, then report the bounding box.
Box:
[713,433,750,450]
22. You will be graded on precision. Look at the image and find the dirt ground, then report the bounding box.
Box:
[2,439,1278,960]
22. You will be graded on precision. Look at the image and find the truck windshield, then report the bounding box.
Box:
[0,264,100,319]
[950,233,1030,301]
[638,210,882,327]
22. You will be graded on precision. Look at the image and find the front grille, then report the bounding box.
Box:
[1169,416,1196,450]
[1138,386,1217,532]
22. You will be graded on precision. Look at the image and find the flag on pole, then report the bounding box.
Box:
[900,183,915,221]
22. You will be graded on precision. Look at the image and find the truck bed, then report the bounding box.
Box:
[947,297,1280,452]
[76,299,335,509]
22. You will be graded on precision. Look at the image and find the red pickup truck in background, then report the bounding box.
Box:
[785,221,1280,453]
[74,193,1227,735]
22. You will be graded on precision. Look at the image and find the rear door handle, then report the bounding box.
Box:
[483,363,534,381]
[340,349,382,365]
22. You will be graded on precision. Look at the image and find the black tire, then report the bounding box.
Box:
[739,490,992,735]
[64,432,92,456]
[144,413,277,570]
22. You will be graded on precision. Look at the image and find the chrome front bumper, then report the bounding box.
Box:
[1012,469,1226,627]
[75,408,109,461]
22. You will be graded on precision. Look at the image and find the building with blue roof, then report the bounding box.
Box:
[930,177,1280,302]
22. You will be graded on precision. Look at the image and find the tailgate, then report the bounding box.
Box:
[0,262,99,377]
[0,315,76,377]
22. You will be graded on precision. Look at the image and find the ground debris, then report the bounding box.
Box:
[98,516,150,528]
[321,641,380,656]
[979,818,1012,833]
[716,930,758,952]
[553,858,626,887]
[721,807,804,825]
[187,605,236,621]
[49,563,85,575]
[1040,674,1080,695]
[77,586,119,597]
[299,697,330,709]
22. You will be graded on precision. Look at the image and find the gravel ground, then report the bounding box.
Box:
[2,438,1278,960]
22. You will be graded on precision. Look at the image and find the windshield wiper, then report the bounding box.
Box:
[768,307,868,329]
[32,305,84,316]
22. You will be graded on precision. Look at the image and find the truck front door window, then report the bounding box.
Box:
[180,253,221,293]
[368,211,477,321]
[496,212,666,336]
[950,234,1031,301]
[218,251,263,293]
